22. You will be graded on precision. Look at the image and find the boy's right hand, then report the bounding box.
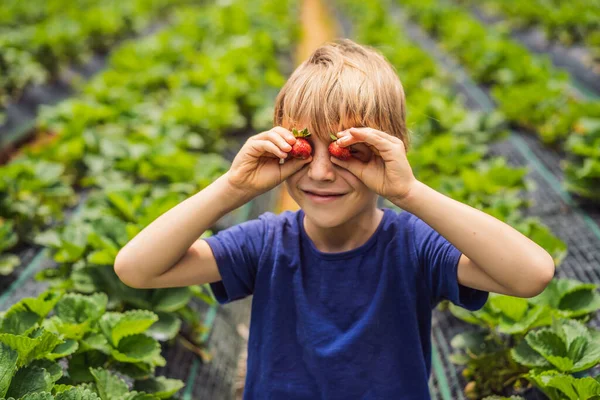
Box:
[226,127,312,198]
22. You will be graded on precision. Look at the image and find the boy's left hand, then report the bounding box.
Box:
[331,127,417,203]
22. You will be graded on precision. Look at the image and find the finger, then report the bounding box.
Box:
[251,140,288,159]
[272,126,297,145]
[330,156,366,180]
[263,130,293,153]
[280,156,312,179]
[336,130,386,149]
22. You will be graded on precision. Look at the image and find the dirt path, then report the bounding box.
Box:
[277,0,339,212]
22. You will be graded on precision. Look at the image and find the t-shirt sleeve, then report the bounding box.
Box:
[204,214,269,304]
[412,217,488,311]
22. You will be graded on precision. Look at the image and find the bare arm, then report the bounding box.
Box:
[393,181,555,298]
[114,127,311,289]
[114,174,250,288]
[332,127,555,299]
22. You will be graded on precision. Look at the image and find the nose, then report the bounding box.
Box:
[307,147,336,182]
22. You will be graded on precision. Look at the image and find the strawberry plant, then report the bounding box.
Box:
[400,0,600,202]
[0,0,297,265]
[526,370,600,400]
[564,117,600,200]
[454,0,600,62]
[0,290,184,399]
[512,319,600,374]
[449,279,600,334]
[0,0,191,110]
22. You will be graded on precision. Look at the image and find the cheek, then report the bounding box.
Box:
[337,169,368,192]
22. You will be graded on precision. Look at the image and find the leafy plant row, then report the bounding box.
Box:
[0,0,100,27]
[0,0,298,274]
[399,0,600,201]
[336,0,599,398]
[0,289,185,399]
[0,0,189,124]
[0,0,299,397]
[453,0,600,64]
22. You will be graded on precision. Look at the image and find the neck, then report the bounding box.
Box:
[303,206,384,253]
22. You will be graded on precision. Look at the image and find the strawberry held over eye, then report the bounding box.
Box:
[329,134,351,160]
[290,128,312,159]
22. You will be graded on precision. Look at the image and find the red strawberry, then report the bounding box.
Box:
[329,134,351,160]
[290,128,312,159]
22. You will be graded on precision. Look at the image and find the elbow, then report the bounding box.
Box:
[114,251,148,289]
[517,252,556,298]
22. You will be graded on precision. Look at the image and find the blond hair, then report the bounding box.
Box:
[273,38,409,149]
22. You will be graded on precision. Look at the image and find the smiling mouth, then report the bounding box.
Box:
[302,190,347,202]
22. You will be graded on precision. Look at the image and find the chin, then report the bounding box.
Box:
[302,204,351,228]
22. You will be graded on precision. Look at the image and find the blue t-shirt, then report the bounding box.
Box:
[205,207,488,400]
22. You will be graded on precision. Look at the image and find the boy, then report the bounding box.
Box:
[115,39,555,399]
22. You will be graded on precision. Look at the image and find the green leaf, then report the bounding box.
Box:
[511,339,552,368]
[55,293,108,325]
[5,365,53,398]
[42,316,90,341]
[111,334,161,364]
[489,295,528,321]
[90,367,129,400]
[0,342,18,397]
[572,340,600,372]
[558,288,600,317]
[133,376,185,398]
[0,306,41,335]
[151,288,192,312]
[29,359,62,383]
[87,250,117,266]
[0,329,63,367]
[47,339,79,360]
[113,362,154,380]
[99,310,158,347]
[0,291,62,335]
[122,393,158,400]
[19,392,55,400]
[530,371,600,400]
[55,387,101,400]
[68,352,108,383]
[146,312,181,341]
[21,291,63,318]
[79,334,111,354]
[526,329,572,371]
[0,254,20,276]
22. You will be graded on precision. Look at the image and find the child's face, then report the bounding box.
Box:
[285,130,378,228]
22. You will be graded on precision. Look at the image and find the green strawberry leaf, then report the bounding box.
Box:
[0,329,63,367]
[111,334,161,364]
[55,387,101,400]
[90,367,129,400]
[146,312,181,341]
[0,342,18,397]
[133,376,185,398]
[99,311,158,347]
[47,339,79,360]
[55,293,108,325]
[5,365,53,398]
[511,339,552,368]
[151,288,192,313]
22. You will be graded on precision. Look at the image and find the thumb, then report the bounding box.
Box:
[280,156,312,179]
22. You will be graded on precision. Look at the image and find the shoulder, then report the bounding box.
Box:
[380,208,420,238]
